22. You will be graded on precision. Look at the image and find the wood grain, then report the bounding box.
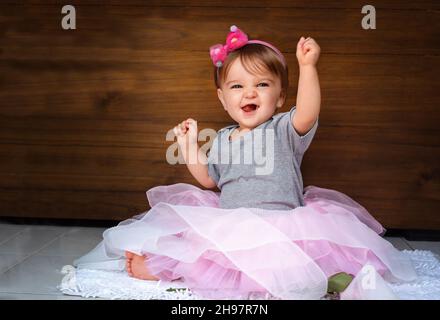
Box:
[0,1,438,228]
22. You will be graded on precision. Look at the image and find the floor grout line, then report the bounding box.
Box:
[0,227,33,277]
[0,227,74,276]
[402,238,415,250]
[0,226,30,247]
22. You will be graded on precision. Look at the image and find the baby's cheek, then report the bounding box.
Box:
[226,94,240,105]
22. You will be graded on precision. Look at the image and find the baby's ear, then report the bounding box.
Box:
[276,90,287,108]
[217,88,227,111]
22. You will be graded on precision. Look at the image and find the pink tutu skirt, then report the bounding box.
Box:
[74,183,417,299]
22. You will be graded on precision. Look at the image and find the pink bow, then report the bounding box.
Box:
[209,25,249,67]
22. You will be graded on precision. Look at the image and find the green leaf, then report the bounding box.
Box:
[327,272,354,293]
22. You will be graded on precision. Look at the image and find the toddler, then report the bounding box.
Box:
[74,26,417,299]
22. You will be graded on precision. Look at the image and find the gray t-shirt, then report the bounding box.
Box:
[207,106,318,210]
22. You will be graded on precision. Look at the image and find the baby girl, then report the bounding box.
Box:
[75,26,416,299]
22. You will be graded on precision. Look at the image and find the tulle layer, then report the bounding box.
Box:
[74,183,417,299]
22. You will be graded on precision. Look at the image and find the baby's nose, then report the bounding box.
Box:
[244,88,257,98]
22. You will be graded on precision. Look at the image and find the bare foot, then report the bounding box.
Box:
[125,251,159,281]
[125,251,135,277]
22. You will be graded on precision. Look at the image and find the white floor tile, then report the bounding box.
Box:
[38,227,104,256]
[0,225,27,245]
[0,255,74,295]
[0,226,71,255]
[0,254,28,274]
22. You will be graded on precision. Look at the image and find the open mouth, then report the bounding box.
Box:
[241,104,259,113]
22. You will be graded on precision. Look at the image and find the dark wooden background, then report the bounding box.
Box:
[0,1,439,229]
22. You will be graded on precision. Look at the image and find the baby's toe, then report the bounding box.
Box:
[126,260,133,275]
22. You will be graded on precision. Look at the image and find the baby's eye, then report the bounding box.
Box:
[257,82,269,87]
[230,84,242,89]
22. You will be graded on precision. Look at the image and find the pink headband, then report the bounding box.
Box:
[209,25,287,68]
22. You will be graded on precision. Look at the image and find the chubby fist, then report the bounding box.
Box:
[296,36,320,67]
[173,118,198,146]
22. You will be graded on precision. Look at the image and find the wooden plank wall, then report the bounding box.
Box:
[0,1,439,229]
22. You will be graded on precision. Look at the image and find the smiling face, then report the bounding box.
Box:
[217,58,286,131]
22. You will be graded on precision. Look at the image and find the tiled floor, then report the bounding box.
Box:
[0,221,439,300]
[0,222,107,300]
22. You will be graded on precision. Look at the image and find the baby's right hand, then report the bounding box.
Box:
[173,118,198,146]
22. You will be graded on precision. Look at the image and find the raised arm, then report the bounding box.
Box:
[173,119,217,189]
[293,36,321,135]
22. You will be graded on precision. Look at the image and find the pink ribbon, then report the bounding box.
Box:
[209,25,286,68]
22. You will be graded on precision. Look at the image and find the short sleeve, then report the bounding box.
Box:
[275,106,318,155]
[207,133,221,185]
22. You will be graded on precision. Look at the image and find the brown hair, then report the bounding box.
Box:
[214,43,289,98]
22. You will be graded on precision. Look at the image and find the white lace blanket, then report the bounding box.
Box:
[59,250,440,300]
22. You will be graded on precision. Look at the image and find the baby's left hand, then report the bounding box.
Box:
[296,36,320,67]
